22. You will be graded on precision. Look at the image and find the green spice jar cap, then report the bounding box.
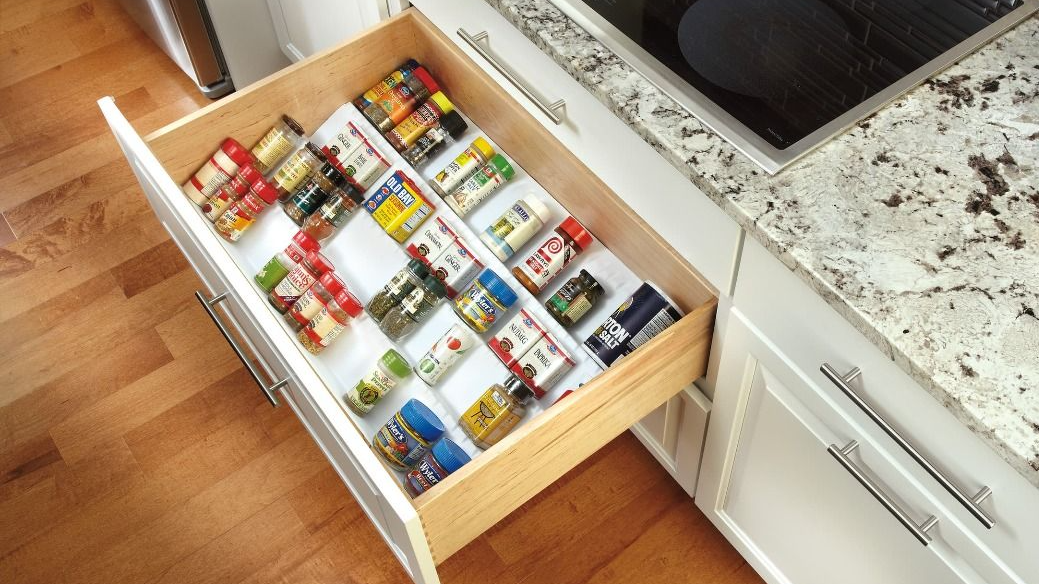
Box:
[488,154,515,181]
[422,274,447,299]
[380,349,412,379]
[406,258,430,279]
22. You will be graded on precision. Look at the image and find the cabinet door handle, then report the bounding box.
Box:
[829,441,939,546]
[821,364,994,529]
[457,28,566,124]
[196,290,285,407]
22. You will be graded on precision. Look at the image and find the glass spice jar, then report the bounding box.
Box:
[268,249,334,313]
[372,398,445,470]
[254,230,320,293]
[379,275,447,342]
[250,115,306,174]
[401,110,468,167]
[443,154,516,218]
[366,259,429,323]
[182,138,255,206]
[283,162,346,225]
[297,289,363,355]
[430,137,495,197]
[362,66,439,132]
[284,271,346,332]
[271,143,326,202]
[453,269,519,334]
[384,91,455,152]
[301,185,365,242]
[345,349,412,415]
[404,438,471,498]
[512,216,594,295]
[202,163,262,221]
[546,269,604,328]
[460,375,534,450]
[214,178,279,242]
[353,59,420,110]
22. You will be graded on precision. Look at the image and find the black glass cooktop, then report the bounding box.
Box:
[580,0,1027,150]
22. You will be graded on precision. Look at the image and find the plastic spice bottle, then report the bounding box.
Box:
[250,115,306,174]
[254,230,320,292]
[284,271,346,332]
[385,92,455,152]
[460,375,534,450]
[401,110,468,166]
[214,178,279,242]
[546,269,604,328]
[372,398,445,470]
[444,154,515,218]
[283,162,347,225]
[297,289,363,355]
[302,186,365,242]
[362,66,439,133]
[345,349,412,415]
[353,59,420,110]
[379,275,447,342]
[183,138,255,206]
[479,196,552,261]
[272,143,327,202]
[453,269,519,334]
[269,250,334,313]
[512,216,594,295]
[430,137,495,197]
[415,323,476,386]
[404,438,471,498]
[366,259,430,323]
[203,163,262,221]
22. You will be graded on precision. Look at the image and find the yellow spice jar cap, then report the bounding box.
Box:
[471,136,495,161]
[429,91,455,115]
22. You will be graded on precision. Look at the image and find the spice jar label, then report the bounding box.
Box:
[305,306,346,346]
[366,171,434,243]
[321,122,367,168]
[341,144,389,191]
[374,412,430,467]
[271,265,318,306]
[489,309,548,368]
[515,235,574,291]
[583,282,682,370]
[417,324,475,385]
[406,216,457,265]
[509,333,575,399]
[289,288,326,323]
[347,367,397,414]
[429,237,483,299]
[461,389,522,445]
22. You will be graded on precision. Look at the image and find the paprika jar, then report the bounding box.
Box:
[453,269,519,334]
[404,438,471,498]
[297,288,363,355]
[254,230,320,293]
[202,163,262,222]
[283,162,347,226]
[301,185,365,242]
[250,115,306,174]
[345,349,412,415]
[182,138,255,206]
[214,178,279,242]
[271,143,326,202]
[372,398,445,470]
[284,271,346,332]
[268,249,334,313]
[512,216,594,295]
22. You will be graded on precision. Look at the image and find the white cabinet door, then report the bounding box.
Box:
[630,386,710,497]
[266,0,388,61]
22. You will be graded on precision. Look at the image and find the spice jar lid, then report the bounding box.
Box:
[407,258,431,279]
[317,162,347,188]
[305,250,335,274]
[380,348,412,379]
[334,289,363,317]
[250,178,279,204]
[282,114,306,137]
[578,269,604,294]
[316,271,344,296]
[340,182,365,205]
[431,439,471,473]
[237,163,262,188]
[522,195,552,224]
[487,154,515,181]
[559,216,593,251]
[439,111,468,139]
[412,66,439,95]
[471,137,495,161]
[292,230,320,253]
[476,269,518,308]
[427,91,454,116]
[503,374,535,402]
[221,138,255,166]
[304,142,327,162]
[402,58,420,73]
[421,274,447,299]
[400,398,444,442]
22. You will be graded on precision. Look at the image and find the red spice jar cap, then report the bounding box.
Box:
[412,66,440,95]
[333,289,363,317]
[237,163,262,186]
[318,271,345,296]
[221,138,255,166]
[304,250,335,275]
[559,216,593,252]
[227,175,251,196]
[250,178,279,204]
[291,230,320,253]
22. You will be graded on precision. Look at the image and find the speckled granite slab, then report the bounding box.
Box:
[485,0,1039,486]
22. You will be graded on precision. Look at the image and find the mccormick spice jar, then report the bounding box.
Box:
[302,187,365,242]
[372,398,445,469]
[379,275,447,342]
[428,235,483,299]
[489,309,548,368]
[583,282,683,369]
[479,196,552,261]
[443,154,515,218]
[366,259,430,323]
[297,289,363,355]
[404,438,470,498]
[510,333,576,399]
[183,138,255,205]
[385,92,455,152]
[453,269,519,334]
[460,375,533,450]
[272,143,327,202]
[401,110,468,166]
[353,59,420,110]
[430,137,495,197]
[546,269,604,328]
[365,170,435,243]
[284,271,346,332]
[250,115,306,174]
[340,140,390,192]
[320,121,368,170]
[362,66,439,132]
[416,324,476,386]
[203,163,262,221]
[283,162,348,225]
[254,230,320,292]
[512,216,594,295]
[268,250,334,313]
[345,349,412,415]
[405,216,457,267]
[214,178,279,242]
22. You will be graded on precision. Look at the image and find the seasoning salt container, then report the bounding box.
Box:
[268,250,334,313]
[444,154,515,218]
[430,137,495,197]
[460,375,533,450]
[479,196,552,261]
[546,269,604,328]
[453,269,519,334]
[250,115,306,174]
[404,438,471,498]
[346,349,412,415]
[583,282,683,370]
[302,186,365,242]
[272,143,327,202]
[372,398,445,470]
[284,271,346,332]
[385,91,455,152]
[283,162,347,225]
[353,59,420,110]
[366,259,430,323]
[379,275,447,342]
[416,324,476,386]
[362,66,439,133]
[297,289,363,355]
[512,216,593,295]
[214,178,279,242]
[254,230,320,293]
[183,138,255,205]
[401,110,469,167]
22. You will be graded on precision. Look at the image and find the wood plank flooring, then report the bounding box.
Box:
[0,2,765,583]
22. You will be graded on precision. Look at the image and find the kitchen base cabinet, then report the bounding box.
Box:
[630,387,711,498]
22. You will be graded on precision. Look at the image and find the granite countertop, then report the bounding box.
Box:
[485,0,1039,486]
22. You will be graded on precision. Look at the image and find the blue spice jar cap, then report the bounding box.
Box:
[431,439,471,473]
[476,269,518,308]
[400,399,445,442]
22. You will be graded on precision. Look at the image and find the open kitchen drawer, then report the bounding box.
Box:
[100,9,716,584]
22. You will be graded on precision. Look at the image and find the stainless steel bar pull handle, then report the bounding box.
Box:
[196,291,285,407]
[457,28,566,124]
[821,363,995,529]
[829,441,939,546]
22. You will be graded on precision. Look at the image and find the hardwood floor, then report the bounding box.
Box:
[0,2,765,583]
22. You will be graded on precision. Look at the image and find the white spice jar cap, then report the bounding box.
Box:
[522,195,553,224]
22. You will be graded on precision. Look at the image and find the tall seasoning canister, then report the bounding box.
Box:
[203,163,262,221]
[271,143,327,203]
[284,271,346,331]
[345,349,412,415]
[444,154,515,218]
[583,282,683,369]
[250,115,306,174]
[430,137,495,197]
[401,110,468,166]
[384,92,455,152]
[214,179,279,242]
[182,138,255,206]
[460,375,534,450]
[512,217,594,295]
[362,66,439,133]
[415,324,476,386]
[372,399,445,470]
[479,196,552,261]
[297,289,363,355]
[254,230,321,292]
[353,59,420,110]
[268,250,334,313]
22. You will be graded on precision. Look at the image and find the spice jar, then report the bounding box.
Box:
[284,271,346,331]
[283,162,347,225]
[479,196,552,261]
[203,163,262,221]
[353,59,420,110]
[362,66,439,132]
[183,138,255,205]
[546,269,604,328]
[401,110,468,167]
[372,398,445,470]
[379,275,447,342]
[512,216,594,295]
[272,143,326,202]
[404,438,470,498]
[444,154,515,218]
[250,115,306,174]
[302,186,365,242]
[214,178,279,242]
[430,137,495,197]
[453,269,519,334]
[297,289,363,355]
[269,250,334,313]
[460,375,533,450]
[385,92,455,152]
[415,324,476,386]
[340,141,390,193]
[255,230,321,292]
[345,349,412,415]
[366,259,429,323]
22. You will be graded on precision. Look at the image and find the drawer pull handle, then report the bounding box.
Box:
[457,28,566,125]
[821,363,995,529]
[829,441,939,546]
[196,291,285,408]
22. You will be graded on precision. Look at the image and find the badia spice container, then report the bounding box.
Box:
[430,137,495,197]
[271,143,326,202]
[404,438,470,498]
[379,275,447,342]
[401,110,468,167]
[353,59,420,110]
[203,163,262,221]
[250,115,306,174]
[345,349,412,415]
[269,250,334,313]
[444,154,515,218]
[372,398,445,469]
[183,138,255,206]
[254,230,320,293]
[453,269,518,334]
[366,259,429,323]
[479,196,552,261]
[512,216,593,295]
[546,269,604,328]
[460,375,533,450]
[214,178,279,242]
[297,289,363,355]
[362,66,439,133]
[283,162,347,225]
[285,271,346,332]
[384,91,455,152]
[415,324,476,386]
[301,186,365,242]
